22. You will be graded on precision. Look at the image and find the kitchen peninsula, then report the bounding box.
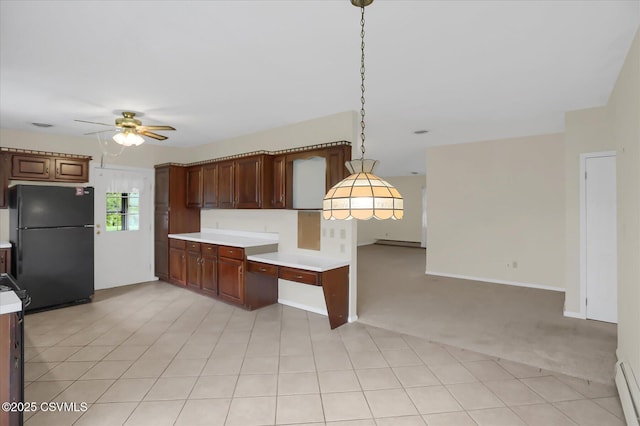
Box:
[169,229,350,329]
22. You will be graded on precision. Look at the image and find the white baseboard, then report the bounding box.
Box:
[563,310,586,319]
[615,360,639,426]
[348,314,359,322]
[278,298,328,316]
[425,270,565,293]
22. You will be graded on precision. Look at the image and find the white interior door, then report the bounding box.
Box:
[585,155,617,323]
[92,165,155,290]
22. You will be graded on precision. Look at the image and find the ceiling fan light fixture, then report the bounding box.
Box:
[113,130,144,147]
[322,0,403,221]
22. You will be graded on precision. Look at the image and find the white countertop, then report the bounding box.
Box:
[169,228,278,248]
[0,241,10,249]
[0,291,22,314]
[247,252,349,272]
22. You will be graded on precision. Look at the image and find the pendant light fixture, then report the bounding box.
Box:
[323,0,403,220]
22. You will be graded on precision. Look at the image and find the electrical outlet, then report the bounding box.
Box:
[340,229,346,239]
[322,228,327,237]
[330,229,335,238]
[215,222,219,228]
[340,244,345,253]
[512,261,518,268]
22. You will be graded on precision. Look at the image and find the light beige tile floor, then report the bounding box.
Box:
[21,281,625,425]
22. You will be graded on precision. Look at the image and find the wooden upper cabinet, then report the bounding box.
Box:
[235,154,273,209]
[11,154,51,180]
[154,166,170,211]
[8,152,90,183]
[217,160,235,209]
[202,163,218,209]
[54,158,88,182]
[273,155,287,209]
[326,146,351,191]
[186,166,203,208]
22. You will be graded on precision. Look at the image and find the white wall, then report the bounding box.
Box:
[357,175,425,246]
[608,28,640,406]
[425,133,566,290]
[184,111,357,162]
[563,107,614,315]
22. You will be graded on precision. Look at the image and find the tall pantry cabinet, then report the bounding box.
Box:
[154,165,200,282]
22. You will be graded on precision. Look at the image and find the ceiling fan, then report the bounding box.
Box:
[75,111,176,146]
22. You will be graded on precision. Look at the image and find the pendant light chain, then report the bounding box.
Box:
[359,5,366,160]
[322,0,404,221]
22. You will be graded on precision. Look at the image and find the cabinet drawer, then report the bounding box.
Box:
[219,246,244,260]
[247,261,278,277]
[169,238,186,249]
[279,266,319,286]
[187,241,201,252]
[202,243,217,256]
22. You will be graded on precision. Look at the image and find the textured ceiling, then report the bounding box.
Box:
[1,1,638,175]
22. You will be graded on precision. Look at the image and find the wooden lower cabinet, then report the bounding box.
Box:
[0,248,10,274]
[0,311,22,426]
[169,240,187,286]
[165,238,349,328]
[218,256,244,305]
[186,241,202,289]
[186,250,202,289]
[201,245,218,297]
[245,261,278,310]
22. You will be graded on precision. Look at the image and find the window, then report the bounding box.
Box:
[106,192,140,231]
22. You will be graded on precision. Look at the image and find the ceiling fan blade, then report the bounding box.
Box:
[83,129,116,135]
[74,119,114,127]
[139,130,168,141]
[139,125,176,131]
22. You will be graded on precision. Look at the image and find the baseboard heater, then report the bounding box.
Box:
[374,239,423,248]
[616,361,640,426]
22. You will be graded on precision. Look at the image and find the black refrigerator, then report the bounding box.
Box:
[9,185,94,312]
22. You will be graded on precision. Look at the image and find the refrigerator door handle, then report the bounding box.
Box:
[84,225,95,228]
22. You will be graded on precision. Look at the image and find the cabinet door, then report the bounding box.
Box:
[326,147,348,191]
[186,251,202,289]
[186,166,203,208]
[154,241,168,280]
[54,158,89,182]
[0,153,10,209]
[202,163,218,209]
[0,249,9,274]
[201,254,218,296]
[217,161,235,209]
[218,257,244,304]
[273,155,286,209]
[11,155,51,180]
[169,247,186,286]
[236,156,262,208]
[155,167,170,210]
